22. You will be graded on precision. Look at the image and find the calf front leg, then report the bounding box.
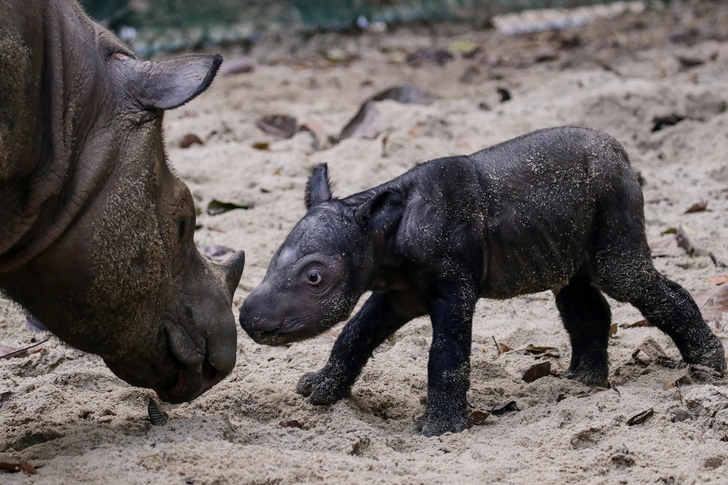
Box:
[297,290,426,405]
[415,279,477,437]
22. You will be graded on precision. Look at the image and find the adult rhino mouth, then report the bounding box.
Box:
[153,358,226,404]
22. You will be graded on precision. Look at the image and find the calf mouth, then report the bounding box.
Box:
[153,358,226,403]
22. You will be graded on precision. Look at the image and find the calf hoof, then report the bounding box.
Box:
[295,370,350,405]
[565,366,609,388]
[684,337,726,376]
[414,408,467,437]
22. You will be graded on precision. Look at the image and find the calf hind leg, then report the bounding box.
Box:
[556,268,612,387]
[596,257,726,374]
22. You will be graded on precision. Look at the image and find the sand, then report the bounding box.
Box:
[3,1,728,483]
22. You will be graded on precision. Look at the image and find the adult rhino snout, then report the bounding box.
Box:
[151,250,245,404]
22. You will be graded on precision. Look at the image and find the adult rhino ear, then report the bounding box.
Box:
[305,164,333,209]
[355,189,403,233]
[110,53,222,111]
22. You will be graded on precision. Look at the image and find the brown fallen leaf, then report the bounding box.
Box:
[648,235,679,256]
[556,393,567,403]
[492,336,510,355]
[663,367,692,390]
[684,200,708,214]
[491,401,519,415]
[0,338,49,360]
[279,420,303,429]
[370,85,438,105]
[301,120,331,150]
[0,461,37,475]
[523,344,560,358]
[406,48,454,67]
[576,387,607,398]
[696,284,728,324]
[626,407,654,426]
[179,133,203,149]
[668,407,691,422]
[252,141,270,151]
[632,337,675,366]
[609,323,618,338]
[619,319,652,329]
[256,115,299,140]
[522,361,551,383]
[708,275,728,285]
[338,100,380,141]
[148,398,168,426]
[206,199,253,216]
[465,410,490,429]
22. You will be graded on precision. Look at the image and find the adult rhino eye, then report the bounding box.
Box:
[307,271,322,285]
[177,219,187,240]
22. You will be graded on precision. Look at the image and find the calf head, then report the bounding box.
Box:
[1,20,244,403]
[240,164,401,345]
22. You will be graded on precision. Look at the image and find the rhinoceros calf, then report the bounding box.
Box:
[240,126,726,435]
[0,0,245,403]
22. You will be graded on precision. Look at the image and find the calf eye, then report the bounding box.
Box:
[307,271,322,285]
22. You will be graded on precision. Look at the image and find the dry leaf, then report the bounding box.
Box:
[256,115,298,140]
[0,461,37,475]
[301,120,331,150]
[626,407,654,426]
[708,275,728,285]
[206,199,253,216]
[370,85,438,105]
[668,407,691,422]
[279,420,303,429]
[491,401,519,415]
[632,337,675,366]
[252,141,270,150]
[522,361,551,383]
[492,336,510,355]
[179,133,203,148]
[576,387,607,398]
[619,319,652,329]
[0,338,49,360]
[663,367,692,390]
[684,200,708,214]
[649,235,678,256]
[406,48,454,67]
[148,398,167,426]
[609,323,618,338]
[697,284,728,324]
[464,410,490,429]
[524,344,560,358]
[338,100,380,141]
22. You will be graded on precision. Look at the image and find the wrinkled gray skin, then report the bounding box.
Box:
[241,126,726,435]
[0,0,245,403]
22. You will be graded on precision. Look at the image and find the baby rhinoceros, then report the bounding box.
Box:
[240,126,726,436]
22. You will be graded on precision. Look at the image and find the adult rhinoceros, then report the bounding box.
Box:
[0,0,245,403]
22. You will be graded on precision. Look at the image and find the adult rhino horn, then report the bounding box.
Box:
[110,53,223,111]
[216,250,245,301]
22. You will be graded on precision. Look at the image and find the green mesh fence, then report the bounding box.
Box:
[80,0,634,55]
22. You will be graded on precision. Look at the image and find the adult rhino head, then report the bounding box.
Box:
[0,0,245,403]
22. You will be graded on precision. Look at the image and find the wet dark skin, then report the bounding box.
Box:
[240,126,726,436]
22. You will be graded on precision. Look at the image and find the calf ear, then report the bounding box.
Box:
[110,53,222,111]
[355,189,403,233]
[305,164,333,209]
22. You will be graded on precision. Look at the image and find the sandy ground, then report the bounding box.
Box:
[3,1,728,483]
